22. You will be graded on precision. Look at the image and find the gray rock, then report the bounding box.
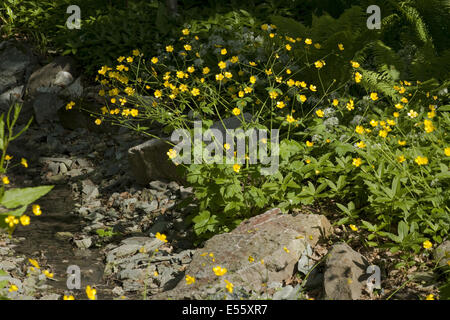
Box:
[32,93,65,124]
[128,138,181,185]
[26,56,77,97]
[323,243,369,300]
[297,243,314,275]
[40,294,61,300]
[59,76,83,98]
[81,179,99,202]
[0,43,34,93]
[112,286,125,296]
[55,232,74,241]
[0,260,16,271]
[153,208,332,299]
[119,268,144,281]
[272,285,300,300]
[0,86,23,111]
[74,237,92,249]
[136,200,158,215]
[434,240,450,269]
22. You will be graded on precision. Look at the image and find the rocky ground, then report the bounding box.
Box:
[0,40,448,300]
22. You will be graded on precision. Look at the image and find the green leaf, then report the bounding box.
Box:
[0,186,54,209]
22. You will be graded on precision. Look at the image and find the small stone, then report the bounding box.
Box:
[112,286,125,296]
[74,237,92,249]
[55,232,74,241]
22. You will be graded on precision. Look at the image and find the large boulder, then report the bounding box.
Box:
[0,41,35,94]
[323,243,370,300]
[152,208,332,299]
[25,56,77,98]
[128,138,182,185]
[434,240,450,269]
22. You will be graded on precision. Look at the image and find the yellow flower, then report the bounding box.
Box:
[215,73,224,81]
[269,90,278,99]
[249,61,257,66]
[224,280,234,293]
[155,232,168,243]
[415,156,428,166]
[299,95,307,103]
[182,28,190,35]
[332,99,339,106]
[338,43,344,51]
[218,61,227,69]
[233,164,241,173]
[224,143,231,150]
[150,57,158,64]
[191,87,200,96]
[444,147,450,156]
[425,294,435,300]
[232,108,241,116]
[248,256,255,263]
[305,38,312,45]
[32,204,42,216]
[43,270,54,278]
[352,158,363,167]
[261,24,269,31]
[346,99,354,111]
[400,97,408,103]
[130,109,139,117]
[355,125,365,134]
[286,115,295,123]
[356,141,366,149]
[309,84,317,92]
[265,69,272,75]
[126,57,133,63]
[393,112,400,118]
[154,90,162,98]
[276,101,286,109]
[286,79,295,87]
[220,48,227,55]
[86,285,97,300]
[213,266,227,276]
[397,155,406,163]
[63,295,75,300]
[407,110,418,118]
[95,119,102,126]
[9,285,18,292]
[370,92,379,101]
[398,140,406,146]
[184,44,192,51]
[314,60,325,69]
[5,215,19,228]
[244,87,252,94]
[316,109,324,118]
[370,120,378,127]
[424,120,435,133]
[349,224,358,231]
[98,66,109,75]
[66,101,75,110]
[286,69,292,74]
[21,158,28,168]
[224,71,232,79]
[20,215,30,226]
[230,56,239,63]
[355,72,362,83]
[5,155,12,161]
[285,44,292,51]
[29,258,40,269]
[423,240,433,249]
[153,271,159,277]
[306,141,314,147]
[185,275,195,285]
[2,176,10,185]
[350,61,360,68]
[249,76,256,84]
[166,45,174,53]
[132,49,140,56]
[379,129,388,138]
[283,246,290,253]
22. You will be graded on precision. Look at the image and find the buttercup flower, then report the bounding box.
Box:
[423,240,432,249]
[185,275,195,285]
[415,156,428,165]
[155,232,168,243]
[233,164,241,173]
[352,158,363,167]
[32,205,42,216]
[224,280,234,293]
[86,285,97,300]
[213,266,227,276]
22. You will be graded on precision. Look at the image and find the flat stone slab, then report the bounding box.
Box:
[153,208,332,299]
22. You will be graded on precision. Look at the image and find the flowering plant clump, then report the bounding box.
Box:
[91,24,449,252]
[0,103,53,236]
